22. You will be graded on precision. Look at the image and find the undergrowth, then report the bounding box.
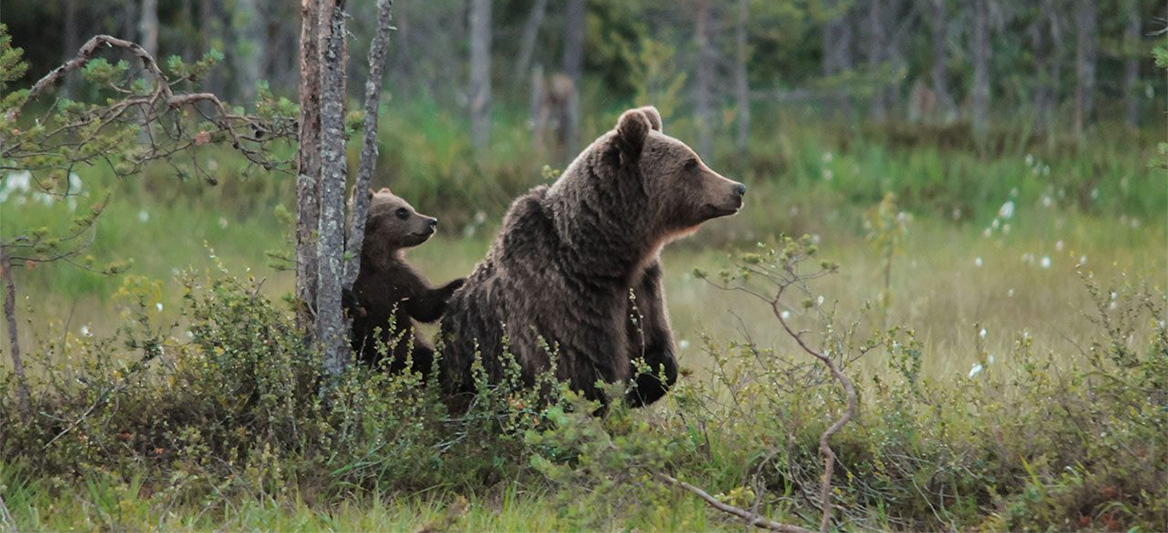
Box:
[1,238,1164,531]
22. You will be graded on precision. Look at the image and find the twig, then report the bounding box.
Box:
[772,283,858,533]
[0,246,31,422]
[655,473,811,533]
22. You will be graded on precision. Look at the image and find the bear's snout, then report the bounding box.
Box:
[428,217,438,229]
[734,183,746,196]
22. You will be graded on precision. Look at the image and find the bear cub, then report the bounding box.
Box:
[347,188,464,376]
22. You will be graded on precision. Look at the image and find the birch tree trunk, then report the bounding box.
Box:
[138,0,159,60]
[318,0,350,376]
[694,0,714,161]
[469,0,492,153]
[1,246,30,422]
[62,0,79,98]
[734,0,749,155]
[866,0,887,121]
[928,0,954,121]
[1074,0,1096,138]
[822,0,853,121]
[971,0,990,138]
[515,0,548,83]
[562,0,586,158]
[296,0,324,334]
[345,0,394,288]
[233,0,264,101]
[1122,0,1139,129]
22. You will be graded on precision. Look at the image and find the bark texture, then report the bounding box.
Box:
[822,0,854,120]
[345,0,394,288]
[296,0,323,334]
[1,246,31,422]
[928,0,954,120]
[318,0,350,376]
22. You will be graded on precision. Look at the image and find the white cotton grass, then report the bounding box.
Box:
[974,257,983,267]
[968,363,984,378]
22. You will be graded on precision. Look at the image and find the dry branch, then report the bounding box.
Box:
[344,0,394,287]
[656,473,811,533]
[773,283,858,533]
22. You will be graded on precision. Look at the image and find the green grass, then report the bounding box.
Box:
[1,105,1165,530]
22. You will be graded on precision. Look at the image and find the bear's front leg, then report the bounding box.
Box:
[625,261,679,407]
[407,277,466,323]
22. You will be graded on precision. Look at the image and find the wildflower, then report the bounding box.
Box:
[822,152,833,163]
[998,200,1015,220]
[155,302,163,312]
[1040,256,1051,269]
[678,339,690,350]
[138,210,150,223]
[218,217,229,229]
[1008,288,1015,297]
[968,363,983,378]
[1055,240,1064,251]
[780,310,791,320]
[1041,195,1053,207]
[822,169,834,181]
[816,295,825,306]
[979,328,987,339]
[81,325,92,337]
[974,257,983,267]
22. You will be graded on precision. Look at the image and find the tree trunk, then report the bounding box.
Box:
[233,0,264,101]
[345,0,394,288]
[1122,0,1139,129]
[694,0,714,161]
[200,0,228,97]
[515,0,548,83]
[561,0,585,158]
[928,0,954,121]
[822,0,853,121]
[734,0,749,155]
[971,0,989,138]
[296,0,324,335]
[469,0,491,153]
[866,0,887,121]
[1,246,31,422]
[318,0,350,376]
[62,0,79,98]
[1074,0,1096,138]
[138,0,159,59]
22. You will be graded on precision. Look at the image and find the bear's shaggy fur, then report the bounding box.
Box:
[348,188,464,375]
[439,106,745,408]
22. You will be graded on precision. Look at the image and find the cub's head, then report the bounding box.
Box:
[364,188,438,257]
[611,106,745,240]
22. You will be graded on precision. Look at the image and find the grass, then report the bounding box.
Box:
[1,103,1165,529]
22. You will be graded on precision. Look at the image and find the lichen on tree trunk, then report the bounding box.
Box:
[317,0,350,376]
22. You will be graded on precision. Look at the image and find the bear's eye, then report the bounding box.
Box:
[395,207,410,220]
[684,159,699,172]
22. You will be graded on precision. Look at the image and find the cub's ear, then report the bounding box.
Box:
[615,108,652,162]
[377,187,392,194]
[633,106,663,133]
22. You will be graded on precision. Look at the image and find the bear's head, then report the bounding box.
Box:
[362,188,438,264]
[610,106,745,242]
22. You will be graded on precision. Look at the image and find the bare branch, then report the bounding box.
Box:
[344,0,394,287]
[10,34,172,122]
[656,473,812,533]
[772,284,858,533]
[0,246,31,422]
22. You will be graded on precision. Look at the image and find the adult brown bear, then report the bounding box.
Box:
[438,106,744,409]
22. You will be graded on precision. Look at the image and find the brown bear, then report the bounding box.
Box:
[438,106,745,409]
[347,188,464,375]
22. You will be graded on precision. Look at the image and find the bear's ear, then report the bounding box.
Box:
[633,106,663,133]
[615,108,652,162]
[377,187,392,194]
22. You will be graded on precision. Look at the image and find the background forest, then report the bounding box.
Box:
[1,0,1166,530]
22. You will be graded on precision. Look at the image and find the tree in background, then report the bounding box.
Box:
[469,0,492,153]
